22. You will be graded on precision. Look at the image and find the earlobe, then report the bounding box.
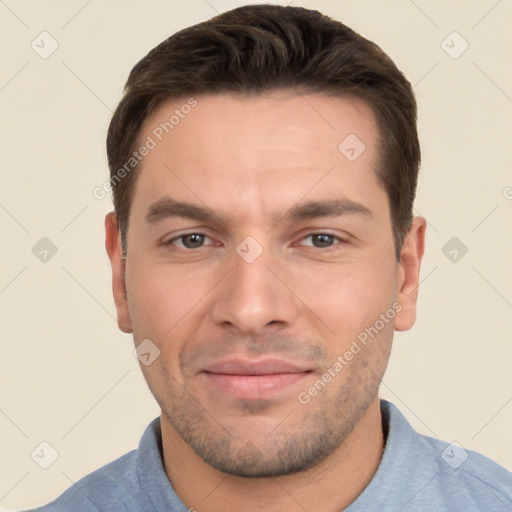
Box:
[105,212,133,333]
[394,217,426,332]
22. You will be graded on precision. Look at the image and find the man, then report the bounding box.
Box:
[28,4,511,511]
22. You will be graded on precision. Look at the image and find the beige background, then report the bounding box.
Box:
[1,0,511,509]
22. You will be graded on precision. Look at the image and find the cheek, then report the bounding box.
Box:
[126,264,210,340]
[294,260,397,340]
[126,266,214,386]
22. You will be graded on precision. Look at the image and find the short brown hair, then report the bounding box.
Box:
[106,4,420,261]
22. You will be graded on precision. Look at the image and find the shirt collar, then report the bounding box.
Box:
[345,399,438,511]
[136,416,189,511]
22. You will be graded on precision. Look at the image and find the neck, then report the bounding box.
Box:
[161,397,384,512]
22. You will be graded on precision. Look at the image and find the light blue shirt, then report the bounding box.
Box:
[26,400,512,511]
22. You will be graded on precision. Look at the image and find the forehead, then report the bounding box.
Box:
[131,91,385,222]
[140,90,378,161]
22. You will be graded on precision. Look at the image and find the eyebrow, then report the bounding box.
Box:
[145,196,372,225]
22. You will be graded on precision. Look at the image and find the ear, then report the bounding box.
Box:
[394,216,427,331]
[105,212,133,333]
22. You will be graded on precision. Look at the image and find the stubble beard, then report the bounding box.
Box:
[151,355,386,478]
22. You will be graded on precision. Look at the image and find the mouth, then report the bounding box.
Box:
[200,357,314,400]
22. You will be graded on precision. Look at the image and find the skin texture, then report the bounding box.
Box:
[105,90,426,511]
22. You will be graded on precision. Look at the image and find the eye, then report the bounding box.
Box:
[165,232,214,249]
[298,233,347,249]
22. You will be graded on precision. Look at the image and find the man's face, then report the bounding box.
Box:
[106,90,423,477]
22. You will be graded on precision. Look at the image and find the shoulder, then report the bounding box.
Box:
[24,450,141,511]
[25,417,186,512]
[380,400,512,510]
[418,432,512,508]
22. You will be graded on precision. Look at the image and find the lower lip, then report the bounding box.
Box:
[202,372,312,400]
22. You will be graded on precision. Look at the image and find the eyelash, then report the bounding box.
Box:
[164,232,349,250]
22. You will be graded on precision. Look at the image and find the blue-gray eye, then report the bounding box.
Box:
[168,233,210,249]
[301,233,339,248]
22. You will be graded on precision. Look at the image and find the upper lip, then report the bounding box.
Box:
[202,357,312,375]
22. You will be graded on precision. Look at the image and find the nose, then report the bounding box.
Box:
[209,242,299,334]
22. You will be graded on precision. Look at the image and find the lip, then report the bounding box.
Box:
[202,357,311,375]
[200,357,313,400]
